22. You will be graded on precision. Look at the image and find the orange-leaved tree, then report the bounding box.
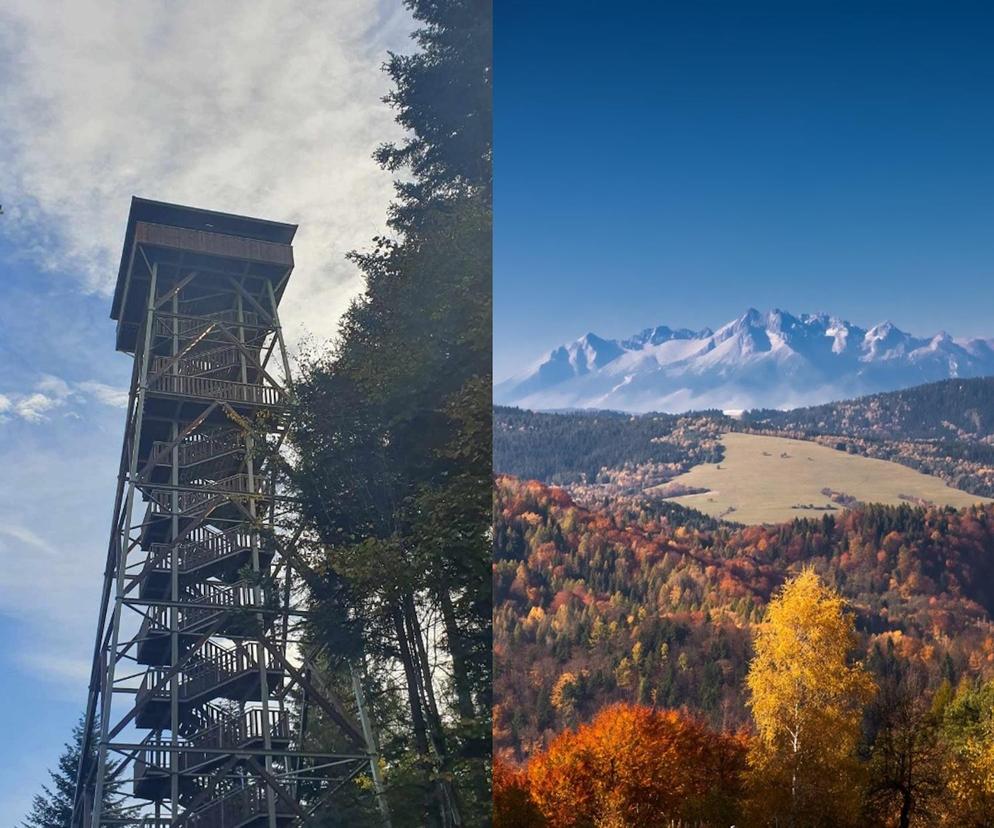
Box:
[526,703,746,827]
[746,568,876,827]
[494,758,546,827]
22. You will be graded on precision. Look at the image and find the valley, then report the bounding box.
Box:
[493,377,994,826]
[494,476,994,760]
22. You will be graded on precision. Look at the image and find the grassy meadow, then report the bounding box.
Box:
[662,432,992,524]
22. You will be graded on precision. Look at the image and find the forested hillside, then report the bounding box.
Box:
[496,376,994,499]
[743,376,994,440]
[742,377,994,497]
[493,406,727,486]
[494,476,994,760]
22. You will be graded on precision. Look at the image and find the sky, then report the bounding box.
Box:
[0,1,410,821]
[494,1,994,381]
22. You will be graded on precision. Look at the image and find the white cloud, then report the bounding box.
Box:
[13,391,61,423]
[0,8,414,812]
[0,0,412,348]
[75,380,129,408]
[35,374,72,398]
[0,375,129,422]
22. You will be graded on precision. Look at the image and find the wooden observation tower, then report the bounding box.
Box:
[72,198,383,827]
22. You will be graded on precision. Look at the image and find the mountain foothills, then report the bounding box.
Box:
[494,476,994,753]
[494,308,994,412]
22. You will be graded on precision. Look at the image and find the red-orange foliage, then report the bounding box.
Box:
[524,704,747,827]
[494,759,546,827]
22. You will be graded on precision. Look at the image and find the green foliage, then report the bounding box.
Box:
[288,1,491,824]
[376,0,491,227]
[22,717,130,828]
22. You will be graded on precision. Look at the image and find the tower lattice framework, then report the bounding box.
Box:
[72,199,383,828]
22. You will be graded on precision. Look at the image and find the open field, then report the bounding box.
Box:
[661,432,993,525]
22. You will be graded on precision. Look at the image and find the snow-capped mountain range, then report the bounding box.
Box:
[494,309,994,413]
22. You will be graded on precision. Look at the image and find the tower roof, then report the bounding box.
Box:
[111,197,298,321]
[110,197,298,351]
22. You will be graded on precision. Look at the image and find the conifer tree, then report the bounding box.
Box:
[22,717,129,828]
[290,1,491,825]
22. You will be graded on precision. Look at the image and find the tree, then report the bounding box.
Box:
[745,569,876,827]
[290,0,491,825]
[493,760,545,827]
[939,679,994,827]
[527,704,746,827]
[862,661,945,828]
[22,716,129,828]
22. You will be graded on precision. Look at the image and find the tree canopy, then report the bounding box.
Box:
[288,1,491,825]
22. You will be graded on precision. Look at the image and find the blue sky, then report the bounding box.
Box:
[0,256,130,820]
[494,1,994,380]
[0,1,409,821]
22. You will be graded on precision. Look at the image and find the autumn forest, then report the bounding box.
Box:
[493,467,994,826]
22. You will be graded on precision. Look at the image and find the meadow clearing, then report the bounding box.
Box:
[662,432,992,524]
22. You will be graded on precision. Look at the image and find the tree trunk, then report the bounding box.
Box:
[392,605,440,828]
[405,595,448,754]
[403,594,464,827]
[438,587,476,723]
[899,788,912,828]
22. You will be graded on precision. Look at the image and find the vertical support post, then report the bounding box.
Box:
[72,348,142,828]
[266,279,294,400]
[91,262,158,828]
[351,663,394,828]
[239,286,279,828]
[170,288,181,819]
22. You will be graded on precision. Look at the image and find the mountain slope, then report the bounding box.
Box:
[495,309,994,412]
[743,376,994,441]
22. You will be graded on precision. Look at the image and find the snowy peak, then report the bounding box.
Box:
[621,325,710,349]
[564,333,625,373]
[494,309,994,413]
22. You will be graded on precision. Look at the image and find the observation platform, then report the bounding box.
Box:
[111,197,297,353]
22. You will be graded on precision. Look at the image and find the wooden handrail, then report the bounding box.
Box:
[148,372,284,407]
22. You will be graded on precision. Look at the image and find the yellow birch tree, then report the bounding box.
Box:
[745,568,876,827]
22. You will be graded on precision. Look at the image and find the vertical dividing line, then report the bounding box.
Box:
[91,262,158,828]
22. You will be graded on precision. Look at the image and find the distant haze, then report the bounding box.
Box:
[494,309,994,413]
